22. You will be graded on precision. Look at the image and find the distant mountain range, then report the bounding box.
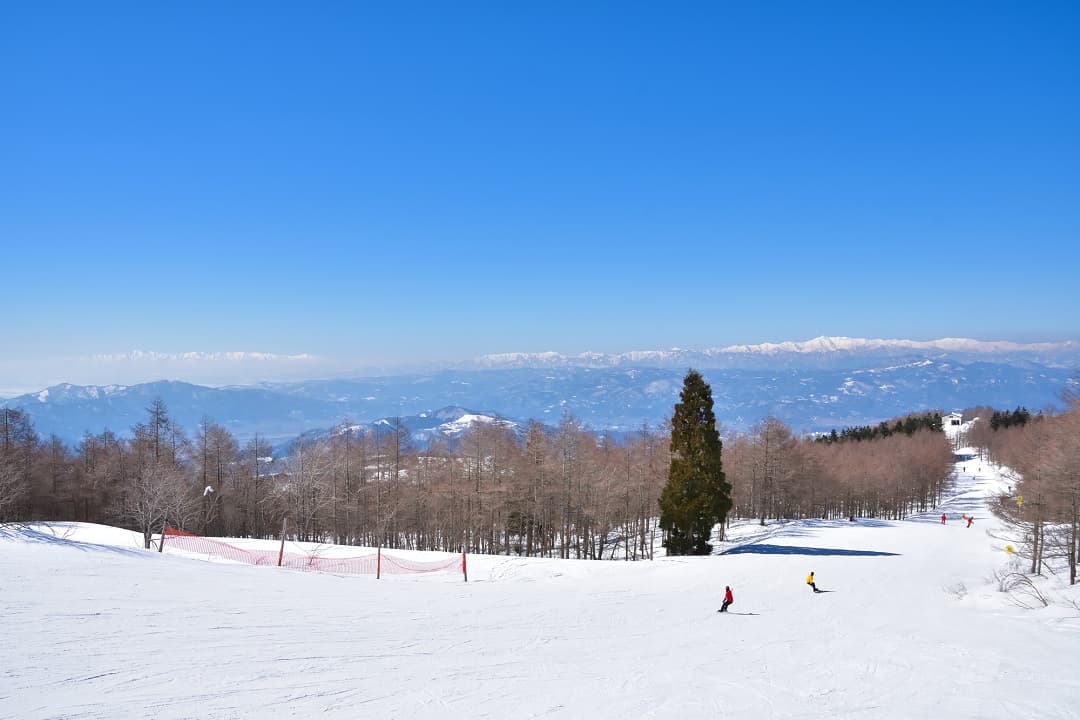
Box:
[2,336,1077,447]
[472,336,1080,370]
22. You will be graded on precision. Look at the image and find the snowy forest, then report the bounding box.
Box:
[0,394,982,560]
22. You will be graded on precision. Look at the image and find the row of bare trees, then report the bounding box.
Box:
[1,403,956,558]
[725,416,954,523]
[970,399,1080,584]
[0,405,670,559]
[258,416,671,560]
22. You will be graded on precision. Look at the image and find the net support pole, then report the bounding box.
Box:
[461,546,467,582]
[159,522,168,553]
[278,517,287,567]
[377,545,382,579]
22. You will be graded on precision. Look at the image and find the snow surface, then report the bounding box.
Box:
[436,413,501,436]
[3,446,1079,719]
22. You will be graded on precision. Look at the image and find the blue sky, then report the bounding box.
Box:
[2,1,1078,390]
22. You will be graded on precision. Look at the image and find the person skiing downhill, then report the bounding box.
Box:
[806,572,820,593]
[967,516,974,528]
[719,586,734,612]
[941,513,947,524]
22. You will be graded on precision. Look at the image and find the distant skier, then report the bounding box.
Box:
[967,516,974,528]
[719,585,734,612]
[806,571,820,593]
[941,513,947,525]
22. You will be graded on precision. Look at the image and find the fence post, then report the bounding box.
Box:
[376,545,381,579]
[461,546,467,582]
[159,523,169,553]
[278,517,287,567]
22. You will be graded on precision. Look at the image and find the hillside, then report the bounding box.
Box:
[2,444,1078,718]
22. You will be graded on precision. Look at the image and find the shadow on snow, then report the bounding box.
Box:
[721,543,899,557]
[0,524,148,557]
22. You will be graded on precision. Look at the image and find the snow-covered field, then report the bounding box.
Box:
[3,449,1079,719]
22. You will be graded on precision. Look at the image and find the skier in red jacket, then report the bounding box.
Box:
[719,586,734,613]
[941,513,947,524]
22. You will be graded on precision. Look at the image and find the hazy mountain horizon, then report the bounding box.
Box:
[3,334,1076,448]
[4,334,1077,399]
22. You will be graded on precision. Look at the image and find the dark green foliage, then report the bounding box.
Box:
[990,406,1031,431]
[506,509,540,537]
[817,412,944,444]
[658,370,731,555]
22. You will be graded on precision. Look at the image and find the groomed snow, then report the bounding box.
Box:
[2,450,1079,719]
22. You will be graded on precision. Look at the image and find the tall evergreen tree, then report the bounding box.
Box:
[658,370,731,555]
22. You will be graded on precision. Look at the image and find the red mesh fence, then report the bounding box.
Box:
[162,528,464,578]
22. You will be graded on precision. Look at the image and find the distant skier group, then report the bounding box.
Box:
[941,512,975,528]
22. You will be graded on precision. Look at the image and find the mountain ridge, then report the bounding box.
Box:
[3,352,1076,447]
[473,335,1080,369]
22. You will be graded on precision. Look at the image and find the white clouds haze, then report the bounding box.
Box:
[0,351,329,395]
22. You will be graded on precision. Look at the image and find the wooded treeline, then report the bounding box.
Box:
[0,402,954,558]
[815,413,944,444]
[724,413,953,523]
[967,399,1080,584]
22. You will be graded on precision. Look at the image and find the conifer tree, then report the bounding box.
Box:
[658,370,731,555]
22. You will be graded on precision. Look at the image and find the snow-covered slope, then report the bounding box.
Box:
[2,455,1078,719]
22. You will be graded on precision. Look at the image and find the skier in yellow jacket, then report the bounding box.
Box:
[806,571,821,593]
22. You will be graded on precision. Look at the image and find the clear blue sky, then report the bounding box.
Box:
[2,1,1078,389]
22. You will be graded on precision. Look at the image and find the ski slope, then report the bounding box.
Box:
[2,451,1079,719]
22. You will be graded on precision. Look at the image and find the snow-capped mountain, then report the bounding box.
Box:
[3,337,1076,445]
[276,407,519,456]
[473,336,1080,370]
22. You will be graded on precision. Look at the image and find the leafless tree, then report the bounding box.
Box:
[115,462,194,549]
[279,436,334,542]
[0,409,35,520]
[194,418,240,536]
[0,456,27,522]
[112,401,197,549]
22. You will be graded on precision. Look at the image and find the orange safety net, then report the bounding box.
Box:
[162,528,464,577]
